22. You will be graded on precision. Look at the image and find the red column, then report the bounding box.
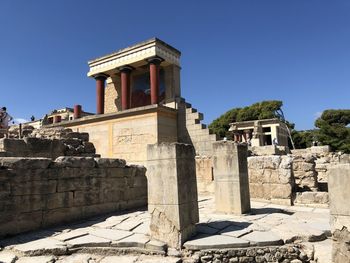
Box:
[119,66,133,110]
[53,115,61,123]
[74,104,82,119]
[94,74,108,114]
[148,57,163,105]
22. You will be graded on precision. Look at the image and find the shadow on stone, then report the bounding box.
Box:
[249,207,294,215]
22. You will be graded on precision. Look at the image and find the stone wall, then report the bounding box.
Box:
[0,128,96,159]
[292,146,350,193]
[195,156,214,194]
[248,155,294,205]
[0,156,147,238]
[48,105,177,165]
[291,153,317,191]
[328,164,350,263]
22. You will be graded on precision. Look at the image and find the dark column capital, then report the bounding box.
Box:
[93,73,109,81]
[118,65,134,73]
[146,56,164,65]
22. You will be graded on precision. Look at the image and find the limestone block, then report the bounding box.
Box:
[12,179,57,195]
[213,141,250,214]
[94,158,126,168]
[0,157,52,169]
[64,132,89,141]
[270,184,292,199]
[57,176,103,192]
[12,194,45,212]
[46,192,74,209]
[294,192,329,205]
[24,137,65,158]
[53,156,96,168]
[42,207,83,227]
[147,143,199,248]
[328,164,350,219]
[0,138,28,155]
[328,164,350,262]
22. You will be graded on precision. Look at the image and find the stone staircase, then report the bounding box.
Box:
[177,98,218,156]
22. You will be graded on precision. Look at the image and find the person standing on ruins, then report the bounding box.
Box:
[0,107,13,129]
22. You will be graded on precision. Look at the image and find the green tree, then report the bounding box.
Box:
[315,110,350,153]
[291,130,315,149]
[209,100,285,139]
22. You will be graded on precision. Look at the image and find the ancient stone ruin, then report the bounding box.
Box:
[0,38,349,262]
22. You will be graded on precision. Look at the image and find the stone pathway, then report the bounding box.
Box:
[0,196,331,262]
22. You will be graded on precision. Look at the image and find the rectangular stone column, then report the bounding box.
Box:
[328,164,350,263]
[147,143,199,248]
[213,141,250,214]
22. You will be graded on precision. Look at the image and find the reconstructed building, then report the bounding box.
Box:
[48,38,217,164]
[228,118,290,147]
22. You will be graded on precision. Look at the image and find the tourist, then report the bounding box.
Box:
[272,137,278,146]
[30,115,35,121]
[0,107,13,129]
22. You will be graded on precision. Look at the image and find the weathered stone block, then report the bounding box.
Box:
[12,180,57,195]
[270,184,292,199]
[94,158,126,168]
[46,192,74,209]
[328,164,350,262]
[213,141,250,214]
[0,157,52,169]
[0,138,28,156]
[53,156,96,168]
[147,143,199,248]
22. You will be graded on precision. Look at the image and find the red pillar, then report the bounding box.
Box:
[53,115,61,123]
[148,57,163,105]
[94,74,108,114]
[74,104,82,119]
[119,66,133,110]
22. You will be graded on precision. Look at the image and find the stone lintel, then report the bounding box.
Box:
[87,38,181,77]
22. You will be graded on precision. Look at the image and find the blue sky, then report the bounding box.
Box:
[1,1,349,130]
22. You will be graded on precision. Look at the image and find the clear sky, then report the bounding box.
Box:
[1,0,349,130]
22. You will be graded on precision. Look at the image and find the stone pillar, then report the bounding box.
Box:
[147,143,199,248]
[213,141,250,214]
[234,133,240,142]
[148,57,163,105]
[119,66,133,110]
[328,164,350,263]
[94,74,108,114]
[53,115,61,123]
[74,104,82,119]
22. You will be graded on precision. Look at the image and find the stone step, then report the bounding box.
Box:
[186,123,207,131]
[185,102,192,108]
[186,112,203,121]
[186,107,197,114]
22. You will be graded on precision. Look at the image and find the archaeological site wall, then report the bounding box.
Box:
[47,105,177,165]
[0,156,147,238]
[248,155,294,205]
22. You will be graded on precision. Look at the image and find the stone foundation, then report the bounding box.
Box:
[0,156,147,238]
[248,155,294,205]
[294,191,329,207]
[183,245,312,263]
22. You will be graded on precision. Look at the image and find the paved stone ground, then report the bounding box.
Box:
[0,196,331,262]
